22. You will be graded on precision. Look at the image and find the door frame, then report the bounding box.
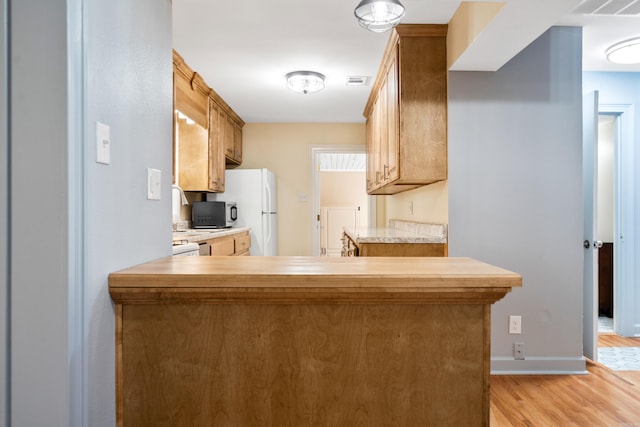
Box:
[599,103,636,337]
[1,0,9,422]
[309,145,372,256]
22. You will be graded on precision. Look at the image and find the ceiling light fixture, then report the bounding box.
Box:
[606,37,640,64]
[285,71,326,94]
[354,0,405,33]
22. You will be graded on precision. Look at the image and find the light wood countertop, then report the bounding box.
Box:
[109,256,521,304]
[343,226,447,244]
[172,226,250,244]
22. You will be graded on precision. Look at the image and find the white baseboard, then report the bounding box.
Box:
[491,356,587,375]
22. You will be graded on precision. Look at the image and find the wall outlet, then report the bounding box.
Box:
[514,342,525,360]
[509,315,522,334]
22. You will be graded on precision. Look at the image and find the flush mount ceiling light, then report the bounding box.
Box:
[286,71,326,94]
[606,37,640,64]
[354,0,405,33]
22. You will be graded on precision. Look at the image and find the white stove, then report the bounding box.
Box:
[172,242,200,256]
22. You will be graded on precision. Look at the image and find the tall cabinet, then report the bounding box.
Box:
[364,24,447,195]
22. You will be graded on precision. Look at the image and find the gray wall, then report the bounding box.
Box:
[84,0,172,423]
[7,0,173,424]
[11,1,75,424]
[448,27,585,373]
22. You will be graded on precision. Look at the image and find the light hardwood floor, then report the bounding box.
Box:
[490,334,640,426]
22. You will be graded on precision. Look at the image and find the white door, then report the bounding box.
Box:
[583,91,599,362]
[320,207,359,257]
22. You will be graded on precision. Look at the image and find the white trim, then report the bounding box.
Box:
[67,0,86,425]
[309,145,369,256]
[1,0,9,422]
[599,104,636,338]
[491,357,587,375]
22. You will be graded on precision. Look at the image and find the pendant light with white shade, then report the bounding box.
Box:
[354,0,405,33]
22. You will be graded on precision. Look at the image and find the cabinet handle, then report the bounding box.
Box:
[384,164,389,179]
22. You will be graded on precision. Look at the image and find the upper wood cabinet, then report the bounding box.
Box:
[173,50,245,191]
[173,53,209,129]
[210,89,245,167]
[364,24,448,195]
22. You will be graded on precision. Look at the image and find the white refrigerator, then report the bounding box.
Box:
[209,168,278,256]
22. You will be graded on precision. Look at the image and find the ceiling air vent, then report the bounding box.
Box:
[346,76,370,86]
[572,0,640,15]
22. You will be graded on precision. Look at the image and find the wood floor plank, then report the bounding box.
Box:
[490,361,640,426]
[599,333,640,348]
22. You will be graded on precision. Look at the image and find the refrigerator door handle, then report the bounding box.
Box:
[265,183,272,214]
[264,211,271,250]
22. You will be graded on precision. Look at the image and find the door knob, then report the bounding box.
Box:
[584,240,604,249]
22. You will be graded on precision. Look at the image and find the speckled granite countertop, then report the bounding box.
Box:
[343,220,447,244]
[172,227,251,244]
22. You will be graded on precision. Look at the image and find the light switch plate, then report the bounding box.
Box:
[96,122,110,165]
[147,168,161,200]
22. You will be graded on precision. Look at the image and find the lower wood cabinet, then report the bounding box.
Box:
[342,232,447,257]
[203,231,251,256]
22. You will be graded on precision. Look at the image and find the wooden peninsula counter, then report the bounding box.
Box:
[109,256,521,426]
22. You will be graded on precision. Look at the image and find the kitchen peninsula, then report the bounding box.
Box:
[109,256,521,426]
[343,219,448,257]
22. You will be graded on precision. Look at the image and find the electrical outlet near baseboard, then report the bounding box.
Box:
[514,342,525,360]
[509,315,522,334]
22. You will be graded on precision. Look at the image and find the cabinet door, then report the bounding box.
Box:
[365,116,375,192]
[222,112,234,159]
[208,100,226,192]
[209,236,235,256]
[174,70,208,129]
[176,71,211,192]
[223,116,243,165]
[377,77,389,185]
[232,122,243,164]
[385,53,399,183]
[234,232,251,255]
[371,92,384,188]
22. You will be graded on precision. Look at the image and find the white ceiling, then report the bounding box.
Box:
[173,0,640,124]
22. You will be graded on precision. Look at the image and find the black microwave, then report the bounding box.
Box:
[192,201,237,228]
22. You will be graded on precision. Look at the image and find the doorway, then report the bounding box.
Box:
[596,114,615,333]
[597,104,636,339]
[309,145,374,256]
[584,97,638,363]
